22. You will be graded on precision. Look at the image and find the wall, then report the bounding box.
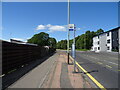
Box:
[92,36,99,52]
[106,31,112,52]
[99,33,107,52]
[111,29,119,52]
[2,40,55,74]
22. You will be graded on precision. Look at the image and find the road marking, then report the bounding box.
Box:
[0,74,5,77]
[106,65,112,68]
[108,62,118,66]
[7,69,17,74]
[69,56,106,90]
[97,62,103,65]
[118,70,120,71]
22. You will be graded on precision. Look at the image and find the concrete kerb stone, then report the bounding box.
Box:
[68,54,96,88]
[31,51,93,88]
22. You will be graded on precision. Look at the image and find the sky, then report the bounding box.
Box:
[2,2,118,42]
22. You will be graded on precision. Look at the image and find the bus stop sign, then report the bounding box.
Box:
[69,24,75,31]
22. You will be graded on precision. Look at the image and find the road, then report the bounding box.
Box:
[68,50,119,88]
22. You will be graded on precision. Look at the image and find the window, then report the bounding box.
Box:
[98,41,100,45]
[98,36,99,38]
[107,39,110,43]
[98,47,100,50]
[107,46,110,50]
[116,47,118,50]
[107,32,109,36]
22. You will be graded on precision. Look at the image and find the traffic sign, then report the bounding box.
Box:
[69,24,75,31]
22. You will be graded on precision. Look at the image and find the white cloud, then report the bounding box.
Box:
[49,25,66,32]
[36,24,67,32]
[36,24,84,32]
[46,24,52,28]
[77,28,81,30]
[36,25,46,30]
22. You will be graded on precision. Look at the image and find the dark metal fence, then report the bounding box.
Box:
[2,40,55,74]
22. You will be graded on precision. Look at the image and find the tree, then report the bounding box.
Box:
[76,34,85,49]
[56,29,104,50]
[56,40,67,49]
[96,28,104,35]
[27,32,56,47]
[48,37,57,48]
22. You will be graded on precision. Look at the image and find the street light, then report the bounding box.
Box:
[67,0,70,64]
[67,0,76,72]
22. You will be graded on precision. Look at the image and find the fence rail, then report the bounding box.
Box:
[2,40,55,74]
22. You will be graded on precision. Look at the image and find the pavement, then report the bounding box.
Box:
[8,51,92,88]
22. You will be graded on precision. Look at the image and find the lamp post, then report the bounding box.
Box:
[67,0,70,64]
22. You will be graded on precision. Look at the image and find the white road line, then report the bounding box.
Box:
[0,74,5,77]
[108,62,118,66]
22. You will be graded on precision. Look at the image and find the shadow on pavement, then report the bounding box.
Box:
[76,68,99,74]
[2,52,56,90]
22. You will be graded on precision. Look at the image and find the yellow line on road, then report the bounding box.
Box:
[69,56,106,90]
[106,65,112,68]
[97,62,103,65]
[118,70,120,71]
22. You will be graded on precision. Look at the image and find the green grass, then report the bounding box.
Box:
[57,49,90,51]
[76,49,89,51]
[56,49,67,50]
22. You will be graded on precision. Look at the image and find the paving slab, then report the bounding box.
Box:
[8,51,92,88]
[9,53,58,88]
[41,51,92,88]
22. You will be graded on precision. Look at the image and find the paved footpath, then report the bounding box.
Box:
[9,51,92,88]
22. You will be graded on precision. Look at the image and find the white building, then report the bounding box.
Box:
[92,27,120,52]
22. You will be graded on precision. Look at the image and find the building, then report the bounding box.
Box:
[92,27,120,52]
[10,39,38,46]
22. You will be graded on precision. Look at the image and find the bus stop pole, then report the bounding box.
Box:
[73,27,76,72]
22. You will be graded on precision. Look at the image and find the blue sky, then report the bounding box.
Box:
[2,2,118,42]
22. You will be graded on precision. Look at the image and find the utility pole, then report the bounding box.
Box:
[67,0,70,64]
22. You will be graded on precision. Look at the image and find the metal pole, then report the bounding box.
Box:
[67,0,70,64]
[73,27,76,72]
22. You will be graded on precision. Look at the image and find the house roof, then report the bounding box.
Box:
[94,26,120,37]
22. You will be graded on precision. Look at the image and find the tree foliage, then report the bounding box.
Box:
[56,40,67,49]
[48,37,57,48]
[56,29,104,50]
[27,32,56,48]
[95,28,104,35]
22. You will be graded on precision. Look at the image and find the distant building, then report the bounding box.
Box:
[92,27,120,52]
[10,39,38,46]
[10,39,25,44]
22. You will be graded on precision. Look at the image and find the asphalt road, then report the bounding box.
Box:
[74,51,119,88]
[61,50,119,88]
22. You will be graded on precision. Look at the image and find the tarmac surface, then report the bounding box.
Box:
[73,51,119,88]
